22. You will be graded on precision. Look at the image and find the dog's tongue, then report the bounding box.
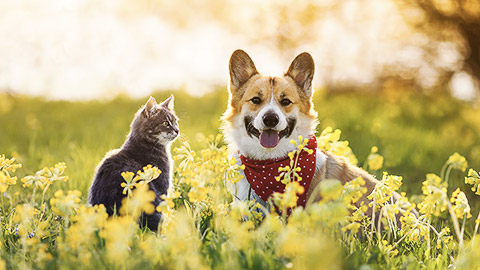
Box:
[260,130,280,148]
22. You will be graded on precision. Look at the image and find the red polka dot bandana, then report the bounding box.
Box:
[240,135,317,208]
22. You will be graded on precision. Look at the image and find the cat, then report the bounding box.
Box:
[88,95,179,232]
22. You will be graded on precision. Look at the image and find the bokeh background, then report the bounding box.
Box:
[1,0,480,204]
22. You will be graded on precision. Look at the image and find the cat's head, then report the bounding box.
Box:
[132,95,179,144]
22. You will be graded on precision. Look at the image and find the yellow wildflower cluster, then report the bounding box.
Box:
[22,162,68,190]
[0,154,21,192]
[274,136,312,184]
[1,129,480,269]
[342,176,368,205]
[120,165,162,196]
[12,203,39,237]
[418,174,448,217]
[447,152,468,172]
[272,181,305,210]
[400,211,430,241]
[380,240,399,257]
[450,188,472,219]
[317,127,358,165]
[365,146,384,171]
[368,172,402,207]
[465,168,480,195]
[99,216,137,263]
[50,190,82,217]
[58,204,108,264]
[436,227,453,250]
[120,184,156,219]
[341,177,369,233]
[174,134,243,205]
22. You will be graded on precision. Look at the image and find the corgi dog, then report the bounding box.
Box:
[222,49,390,212]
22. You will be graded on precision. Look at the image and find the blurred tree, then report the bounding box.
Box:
[396,0,480,93]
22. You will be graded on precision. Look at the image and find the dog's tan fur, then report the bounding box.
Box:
[307,151,381,209]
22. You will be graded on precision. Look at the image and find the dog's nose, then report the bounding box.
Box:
[263,112,279,128]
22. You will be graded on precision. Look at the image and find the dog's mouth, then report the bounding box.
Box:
[244,117,296,148]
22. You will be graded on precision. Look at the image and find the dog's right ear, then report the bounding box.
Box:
[229,50,258,93]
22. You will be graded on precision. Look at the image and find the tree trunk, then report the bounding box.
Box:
[461,23,480,80]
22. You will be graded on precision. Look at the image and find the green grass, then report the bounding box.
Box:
[1,89,478,198]
[2,88,480,269]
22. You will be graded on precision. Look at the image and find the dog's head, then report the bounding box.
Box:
[222,50,318,160]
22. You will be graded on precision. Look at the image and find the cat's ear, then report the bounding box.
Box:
[161,95,174,111]
[143,96,157,118]
[285,52,315,97]
[229,50,258,93]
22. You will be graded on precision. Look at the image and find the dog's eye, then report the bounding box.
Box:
[162,121,170,127]
[280,99,292,106]
[250,97,262,105]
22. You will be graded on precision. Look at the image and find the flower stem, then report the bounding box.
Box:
[472,211,480,245]
[447,200,463,249]
[369,202,376,247]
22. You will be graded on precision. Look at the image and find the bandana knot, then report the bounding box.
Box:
[240,135,317,208]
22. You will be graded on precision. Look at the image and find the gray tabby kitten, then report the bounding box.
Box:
[88,95,179,231]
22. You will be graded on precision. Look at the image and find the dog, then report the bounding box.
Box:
[222,49,391,213]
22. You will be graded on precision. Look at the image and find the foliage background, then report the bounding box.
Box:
[1,89,479,203]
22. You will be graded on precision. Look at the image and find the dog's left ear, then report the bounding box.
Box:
[161,94,174,111]
[229,50,258,93]
[285,52,315,97]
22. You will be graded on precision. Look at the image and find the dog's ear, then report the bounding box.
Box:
[229,50,258,92]
[285,52,315,97]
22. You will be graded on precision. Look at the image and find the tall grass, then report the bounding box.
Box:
[1,89,480,269]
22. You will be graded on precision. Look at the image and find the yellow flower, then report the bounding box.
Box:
[342,222,361,234]
[0,155,20,192]
[0,171,17,192]
[447,152,468,172]
[342,176,367,204]
[188,186,208,203]
[366,146,384,171]
[400,212,430,241]
[99,216,137,264]
[367,173,402,207]
[272,181,304,209]
[319,179,343,202]
[465,168,480,195]
[436,227,453,249]
[12,204,39,237]
[21,168,48,189]
[417,174,449,217]
[137,164,162,183]
[317,127,358,165]
[120,184,156,219]
[450,188,472,219]
[0,154,22,173]
[121,171,139,196]
[43,162,68,183]
[380,240,399,257]
[50,190,82,216]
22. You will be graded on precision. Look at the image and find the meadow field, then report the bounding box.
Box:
[1,89,480,269]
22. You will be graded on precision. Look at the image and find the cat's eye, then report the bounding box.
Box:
[162,121,170,127]
[280,98,292,106]
[250,97,262,105]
